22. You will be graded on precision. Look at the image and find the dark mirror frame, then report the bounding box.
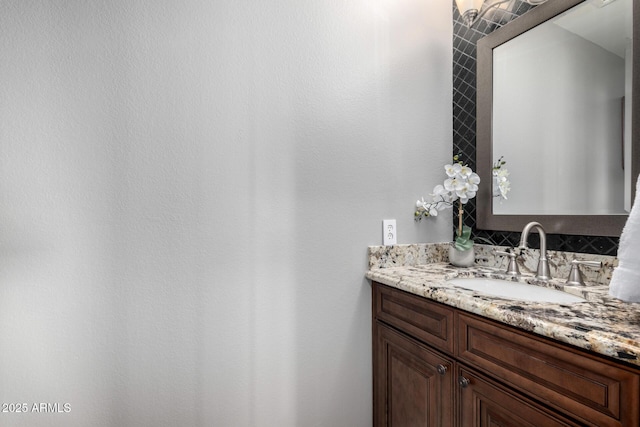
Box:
[476,0,639,236]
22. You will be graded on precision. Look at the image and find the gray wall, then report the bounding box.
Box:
[0,1,452,426]
[493,23,626,215]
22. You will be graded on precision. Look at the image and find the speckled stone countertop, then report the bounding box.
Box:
[366,243,640,368]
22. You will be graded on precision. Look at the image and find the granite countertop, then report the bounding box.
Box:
[366,243,640,368]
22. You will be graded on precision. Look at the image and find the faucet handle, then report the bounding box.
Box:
[566,259,602,286]
[494,249,521,276]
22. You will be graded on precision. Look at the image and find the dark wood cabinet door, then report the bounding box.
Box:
[458,367,582,427]
[374,322,454,427]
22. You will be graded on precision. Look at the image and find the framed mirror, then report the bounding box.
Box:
[476,0,639,236]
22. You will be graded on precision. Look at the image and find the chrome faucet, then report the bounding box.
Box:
[518,221,551,281]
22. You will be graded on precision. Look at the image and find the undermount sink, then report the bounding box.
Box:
[448,277,586,304]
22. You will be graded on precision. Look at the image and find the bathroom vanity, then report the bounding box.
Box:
[367,244,640,427]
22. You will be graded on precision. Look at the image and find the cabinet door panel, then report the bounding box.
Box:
[374,322,454,427]
[458,367,581,427]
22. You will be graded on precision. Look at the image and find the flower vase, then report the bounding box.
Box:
[448,244,475,267]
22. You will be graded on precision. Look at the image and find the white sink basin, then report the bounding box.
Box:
[448,277,586,304]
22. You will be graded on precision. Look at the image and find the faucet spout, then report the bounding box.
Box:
[519,221,551,281]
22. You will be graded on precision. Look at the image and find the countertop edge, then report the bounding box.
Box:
[366,266,640,368]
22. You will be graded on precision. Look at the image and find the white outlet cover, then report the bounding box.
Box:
[383,219,397,245]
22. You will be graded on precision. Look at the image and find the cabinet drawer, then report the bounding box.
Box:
[373,282,454,354]
[458,366,582,427]
[457,312,640,427]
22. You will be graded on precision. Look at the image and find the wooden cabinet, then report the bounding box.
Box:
[372,282,640,427]
[374,323,454,426]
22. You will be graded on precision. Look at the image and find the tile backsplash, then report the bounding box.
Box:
[451,0,619,256]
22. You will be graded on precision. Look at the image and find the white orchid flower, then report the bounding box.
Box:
[417,157,493,240]
[444,163,461,178]
[493,168,509,179]
[496,175,510,199]
[431,184,454,204]
[416,196,442,217]
[499,181,510,199]
[444,177,459,192]
[460,178,473,190]
[431,184,446,196]
[454,179,466,191]
[492,167,510,199]
[455,181,474,203]
[459,164,472,178]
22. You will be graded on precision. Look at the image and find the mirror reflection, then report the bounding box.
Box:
[476,0,637,236]
[493,0,632,215]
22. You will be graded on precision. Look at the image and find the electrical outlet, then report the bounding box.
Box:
[383,219,397,245]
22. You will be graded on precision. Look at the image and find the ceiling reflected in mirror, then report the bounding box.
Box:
[455,0,549,28]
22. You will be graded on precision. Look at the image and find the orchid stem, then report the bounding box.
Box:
[457,200,463,237]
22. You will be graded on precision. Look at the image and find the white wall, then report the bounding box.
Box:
[0,1,452,426]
